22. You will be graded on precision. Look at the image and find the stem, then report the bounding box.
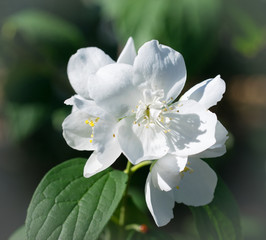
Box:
[118,161,133,239]
[119,161,133,226]
[130,160,153,173]
[118,160,153,239]
[124,160,132,175]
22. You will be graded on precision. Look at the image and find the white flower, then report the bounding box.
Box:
[62,37,221,178]
[144,77,228,226]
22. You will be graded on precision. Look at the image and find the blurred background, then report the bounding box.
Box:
[0,0,266,239]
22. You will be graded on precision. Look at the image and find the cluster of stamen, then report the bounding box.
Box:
[176,163,194,190]
[85,117,100,143]
[132,95,180,134]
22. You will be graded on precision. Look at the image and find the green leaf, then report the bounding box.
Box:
[231,8,265,57]
[94,0,222,73]
[125,229,175,240]
[124,196,151,226]
[25,158,128,240]
[2,9,85,46]
[5,102,47,141]
[9,225,26,240]
[1,9,85,62]
[190,177,242,240]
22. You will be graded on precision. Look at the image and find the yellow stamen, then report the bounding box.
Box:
[85,120,89,124]
[89,139,93,143]
[176,186,179,189]
[183,166,194,173]
[113,134,115,138]
[163,129,171,133]
[89,121,94,127]
[91,134,94,138]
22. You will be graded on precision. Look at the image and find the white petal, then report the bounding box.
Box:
[145,174,175,227]
[196,120,228,158]
[64,96,76,106]
[167,100,217,156]
[180,75,226,109]
[118,117,169,164]
[83,139,121,178]
[64,95,98,112]
[67,47,114,98]
[117,37,136,65]
[90,63,141,118]
[62,105,115,151]
[133,40,186,102]
[174,158,217,206]
[62,110,96,151]
[151,154,187,192]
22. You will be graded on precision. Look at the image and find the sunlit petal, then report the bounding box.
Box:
[196,120,228,158]
[174,158,217,206]
[134,40,186,102]
[118,117,169,164]
[84,139,121,178]
[145,174,175,227]
[167,100,217,156]
[67,47,114,98]
[151,154,187,191]
[180,75,225,109]
[117,37,137,65]
[90,63,141,118]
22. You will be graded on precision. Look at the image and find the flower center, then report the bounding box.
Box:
[134,101,162,126]
[133,89,176,132]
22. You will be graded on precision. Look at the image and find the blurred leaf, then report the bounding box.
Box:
[124,196,151,226]
[8,225,26,240]
[100,194,175,240]
[25,158,128,240]
[94,0,222,73]
[1,9,86,61]
[128,186,148,214]
[97,226,112,240]
[98,221,175,240]
[107,194,151,239]
[52,108,69,131]
[125,229,175,240]
[5,102,47,141]
[4,66,53,103]
[2,9,84,45]
[241,215,266,239]
[190,177,242,240]
[231,8,266,57]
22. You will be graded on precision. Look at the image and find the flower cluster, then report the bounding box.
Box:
[62,37,228,226]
